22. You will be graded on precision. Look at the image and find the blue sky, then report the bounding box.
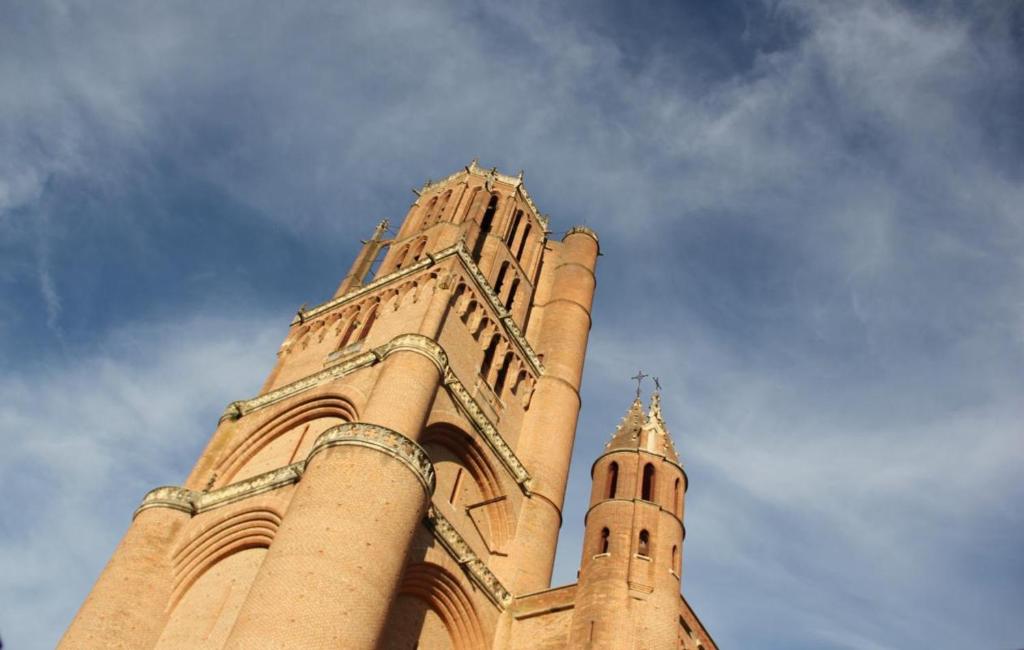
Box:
[1,1,1022,648]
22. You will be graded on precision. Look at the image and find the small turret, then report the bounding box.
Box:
[568,381,688,649]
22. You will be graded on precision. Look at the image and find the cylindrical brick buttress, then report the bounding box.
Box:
[508,227,599,592]
[224,346,442,649]
[59,494,192,649]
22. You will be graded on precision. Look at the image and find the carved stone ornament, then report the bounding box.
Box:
[218,338,534,493]
[307,422,436,497]
[427,506,513,607]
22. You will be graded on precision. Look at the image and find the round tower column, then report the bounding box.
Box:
[59,491,192,649]
[569,393,688,649]
[508,227,599,592]
[224,338,443,650]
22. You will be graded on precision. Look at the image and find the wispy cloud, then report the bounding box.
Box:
[0,1,1021,648]
[0,313,280,648]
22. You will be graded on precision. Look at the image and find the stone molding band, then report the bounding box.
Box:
[220,333,533,494]
[133,465,511,609]
[135,463,305,519]
[306,422,436,497]
[427,506,513,607]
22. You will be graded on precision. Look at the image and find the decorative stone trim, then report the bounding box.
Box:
[134,464,305,519]
[417,160,549,230]
[198,463,304,511]
[442,368,532,492]
[452,245,544,374]
[220,349,378,422]
[381,333,449,375]
[218,333,533,494]
[135,486,195,517]
[308,423,436,496]
[290,240,544,376]
[427,506,513,608]
[565,224,600,245]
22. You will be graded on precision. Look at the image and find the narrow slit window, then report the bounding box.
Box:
[641,463,655,501]
[481,334,500,380]
[638,530,650,557]
[600,527,610,554]
[504,278,520,311]
[606,462,619,499]
[506,210,523,246]
[493,352,514,395]
[515,223,531,261]
[472,195,499,261]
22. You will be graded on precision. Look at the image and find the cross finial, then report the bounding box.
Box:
[653,376,662,392]
[630,370,649,399]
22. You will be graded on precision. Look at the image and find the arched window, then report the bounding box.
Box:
[457,187,481,225]
[506,210,523,246]
[393,245,410,271]
[674,477,681,515]
[606,462,619,499]
[493,262,510,295]
[515,223,531,261]
[638,530,650,557]
[410,238,428,263]
[338,313,360,349]
[437,190,452,222]
[493,352,514,396]
[641,463,655,501]
[472,195,499,262]
[423,197,438,226]
[480,334,500,380]
[355,304,378,343]
[504,277,520,311]
[672,544,679,574]
[511,369,528,395]
[600,527,610,554]
[472,317,490,340]
[461,300,477,325]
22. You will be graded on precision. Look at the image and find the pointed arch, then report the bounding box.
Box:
[215,395,358,484]
[168,506,282,608]
[638,529,651,557]
[437,190,453,222]
[606,461,619,499]
[480,334,500,381]
[514,223,531,261]
[493,351,514,396]
[493,261,511,295]
[472,194,499,262]
[355,302,379,343]
[383,562,487,650]
[505,209,523,246]
[421,423,512,550]
[674,477,682,516]
[641,463,656,501]
[504,277,520,311]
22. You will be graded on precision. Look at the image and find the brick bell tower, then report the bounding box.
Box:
[568,389,689,649]
[60,161,601,649]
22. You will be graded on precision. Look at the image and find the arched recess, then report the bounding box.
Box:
[155,507,282,649]
[421,424,512,552]
[216,395,357,485]
[380,563,487,650]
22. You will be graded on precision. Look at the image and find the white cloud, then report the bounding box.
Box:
[0,311,282,649]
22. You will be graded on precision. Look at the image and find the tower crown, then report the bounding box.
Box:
[606,391,680,463]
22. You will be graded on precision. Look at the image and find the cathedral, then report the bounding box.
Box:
[61,161,717,649]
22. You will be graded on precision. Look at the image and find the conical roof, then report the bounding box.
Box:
[604,390,680,463]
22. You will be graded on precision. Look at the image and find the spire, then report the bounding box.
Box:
[605,396,646,451]
[646,388,680,463]
[604,376,680,463]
